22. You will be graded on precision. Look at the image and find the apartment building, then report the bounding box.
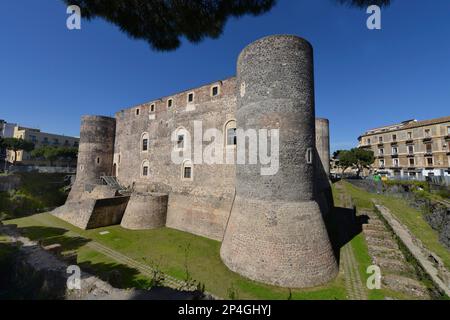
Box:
[7,125,79,166]
[358,116,450,178]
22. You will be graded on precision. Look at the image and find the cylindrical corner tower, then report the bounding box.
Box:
[68,115,116,201]
[315,118,330,177]
[220,35,338,288]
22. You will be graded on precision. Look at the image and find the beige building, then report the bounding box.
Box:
[358,116,450,178]
[7,125,79,166]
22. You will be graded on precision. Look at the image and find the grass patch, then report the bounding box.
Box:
[342,181,450,271]
[5,213,347,300]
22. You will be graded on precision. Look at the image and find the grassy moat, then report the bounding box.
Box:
[2,179,447,300]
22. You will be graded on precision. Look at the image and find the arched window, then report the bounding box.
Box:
[174,127,187,151]
[182,159,193,181]
[141,132,149,152]
[141,160,150,177]
[224,120,237,146]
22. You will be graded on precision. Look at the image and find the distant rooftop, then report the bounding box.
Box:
[361,115,450,137]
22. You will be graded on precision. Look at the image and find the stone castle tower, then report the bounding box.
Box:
[220,35,338,288]
[55,35,337,288]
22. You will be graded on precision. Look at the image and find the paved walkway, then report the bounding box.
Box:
[342,244,368,300]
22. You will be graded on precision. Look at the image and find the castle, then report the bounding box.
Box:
[54,35,338,288]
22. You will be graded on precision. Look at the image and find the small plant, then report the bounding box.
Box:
[227,283,239,300]
[287,288,292,300]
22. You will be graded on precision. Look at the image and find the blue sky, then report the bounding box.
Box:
[1,0,449,151]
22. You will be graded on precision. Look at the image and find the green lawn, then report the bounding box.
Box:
[342,181,450,271]
[4,213,347,300]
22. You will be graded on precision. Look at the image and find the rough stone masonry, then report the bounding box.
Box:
[53,35,337,288]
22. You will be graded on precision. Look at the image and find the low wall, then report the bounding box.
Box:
[8,166,76,174]
[121,193,168,230]
[166,193,233,241]
[52,196,129,230]
[86,196,129,229]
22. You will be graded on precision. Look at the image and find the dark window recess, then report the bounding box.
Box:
[136,109,140,115]
[143,139,148,151]
[184,166,192,179]
[188,93,194,103]
[168,99,173,108]
[143,166,148,176]
[227,128,237,146]
[212,86,219,96]
[177,135,184,149]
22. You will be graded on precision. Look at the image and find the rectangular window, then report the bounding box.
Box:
[407,132,412,139]
[379,159,385,167]
[184,166,192,179]
[142,139,148,151]
[409,158,415,166]
[177,135,184,149]
[211,86,219,97]
[426,144,432,153]
[379,148,384,155]
[392,134,397,142]
[167,99,173,108]
[393,158,399,167]
[427,157,433,166]
[367,138,371,144]
[447,126,450,135]
[227,128,237,146]
[143,166,148,176]
[188,93,194,103]
[408,145,414,154]
[136,108,140,116]
[392,147,398,155]
[379,136,383,143]
[424,129,431,137]
[150,104,155,112]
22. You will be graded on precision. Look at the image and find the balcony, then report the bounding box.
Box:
[423,137,432,143]
[424,152,433,157]
[405,139,414,144]
[445,135,450,141]
[391,154,399,158]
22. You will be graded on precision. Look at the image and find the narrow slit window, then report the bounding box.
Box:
[306,148,313,164]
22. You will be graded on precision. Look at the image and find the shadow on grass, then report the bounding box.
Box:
[325,205,367,265]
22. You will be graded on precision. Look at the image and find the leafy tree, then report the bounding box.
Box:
[336,150,356,175]
[336,0,390,8]
[351,147,375,177]
[63,0,391,51]
[335,148,374,177]
[64,0,276,51]
[2,138,35,165]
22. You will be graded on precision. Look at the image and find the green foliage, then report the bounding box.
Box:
[0,173,67,220]
[62,0,391,51]
[335,148,374,176]
[31,146,78,165]
[337,0,391,8]
[63,0,276,51]
[2,137,35,164]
